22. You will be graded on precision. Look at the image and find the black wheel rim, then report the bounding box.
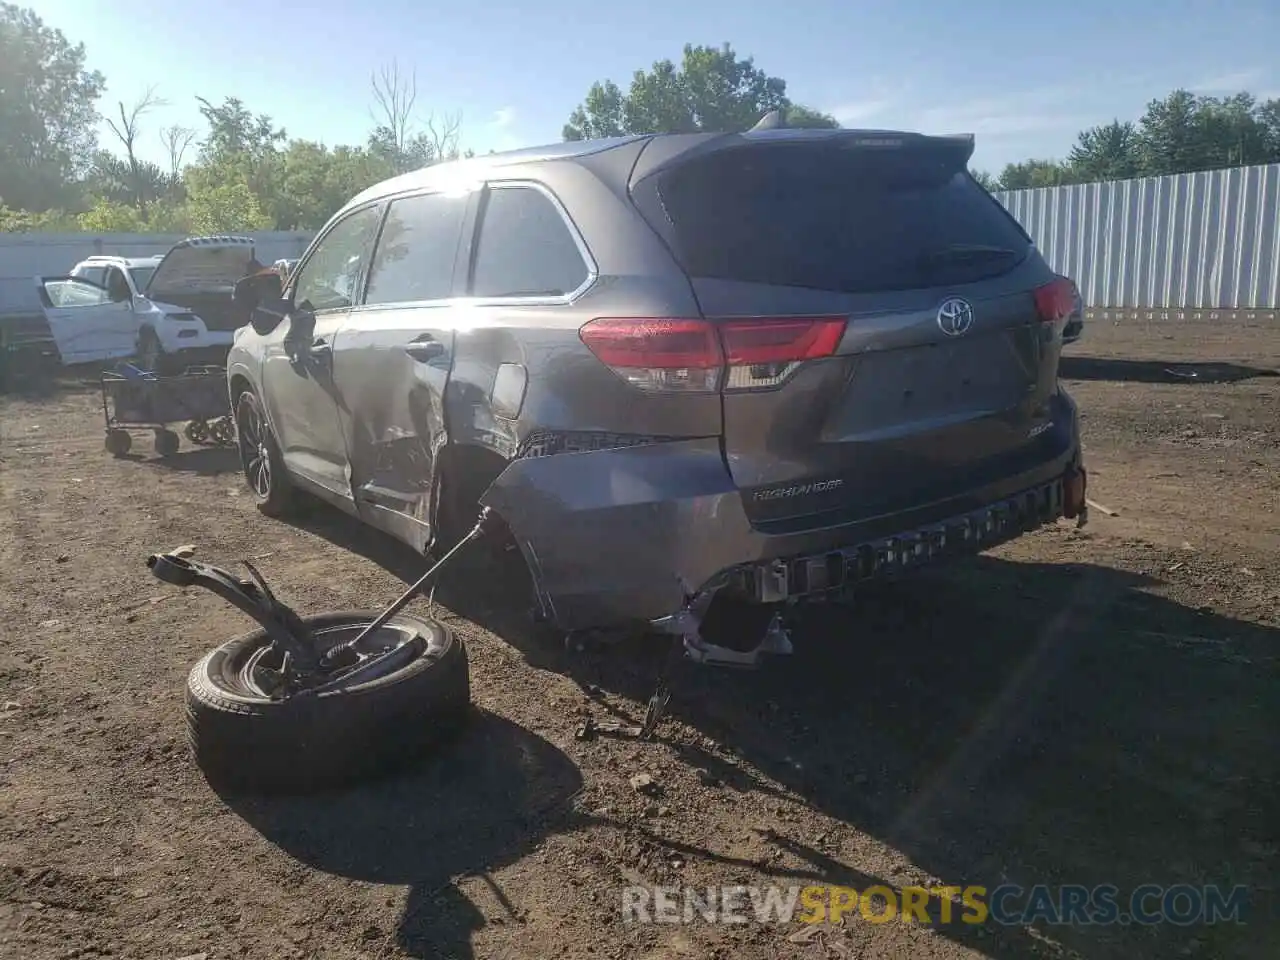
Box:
[233,622,424,698]
[237,400,272,498]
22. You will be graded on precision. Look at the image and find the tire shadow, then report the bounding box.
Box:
[219,708,584,959]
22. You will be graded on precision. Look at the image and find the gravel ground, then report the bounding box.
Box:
[1,319,1277,960]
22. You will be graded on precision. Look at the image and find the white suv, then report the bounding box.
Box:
[37,236,260,371]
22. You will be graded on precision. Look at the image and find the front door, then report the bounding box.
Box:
[331,189,474,551]
[259,204,383,501]
[36,276,137,364]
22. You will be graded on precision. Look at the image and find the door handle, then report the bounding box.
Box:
[404,337,444,363]
[309,338,332,360]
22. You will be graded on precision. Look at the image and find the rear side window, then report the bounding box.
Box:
[365,192,469,305]
[652,144,1031,294]
[74,266,106,286]
[471,186,589,299]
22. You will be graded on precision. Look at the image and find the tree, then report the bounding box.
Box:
[1260,98,1280,159]
[77,198,147,232]
[1068,120,1141,183]
[563,43,837,140]
[196,95,285,164]
[103,85,167,217]
[184,163,271,232]
[159,124,197,182]
[368,60,421,174]
[0,4,105,211]
[998,159,1075,191]
[85,151,172,210]
[970,169,999,192]
[367,61,464,173]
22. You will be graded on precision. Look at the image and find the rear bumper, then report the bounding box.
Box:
[482,392,1085,631]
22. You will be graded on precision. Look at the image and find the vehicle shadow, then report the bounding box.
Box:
[1060,355,1279,384]
[218,709,586,959]
[283,503,1278,958]
[119,444,242,475]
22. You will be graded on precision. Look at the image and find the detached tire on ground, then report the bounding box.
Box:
[185,611,470,794]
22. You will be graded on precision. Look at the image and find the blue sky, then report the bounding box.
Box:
[38,0,1280,175]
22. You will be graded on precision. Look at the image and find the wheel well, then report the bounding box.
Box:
[435,443,509,533]
[229,374,253,404]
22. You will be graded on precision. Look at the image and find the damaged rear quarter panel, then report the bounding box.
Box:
[479,437,752,629]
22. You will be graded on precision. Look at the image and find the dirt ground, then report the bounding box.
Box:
[2,319,1277,960]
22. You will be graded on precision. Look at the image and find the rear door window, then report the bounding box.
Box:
[651,143,1031,294]
[74,266,106,287]
[103,267,131,301]
[470,186,589,299]
[365,192,470,305]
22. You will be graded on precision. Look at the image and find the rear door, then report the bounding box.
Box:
[35,275,137,364]
[631,133,1068,530]
[331,188,474,552]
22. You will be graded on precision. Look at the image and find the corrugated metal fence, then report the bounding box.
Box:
[994,163,1280,311]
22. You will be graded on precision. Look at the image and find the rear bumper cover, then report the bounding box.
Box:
[481,393,1085,631]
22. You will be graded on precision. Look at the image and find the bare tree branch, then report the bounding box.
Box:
[423,111,464,162]
[159,124,196,181]
[103,85,168,215]
[370,60,417,158]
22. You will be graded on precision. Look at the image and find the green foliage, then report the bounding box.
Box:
[0,3,105,211]
[6,7,1280,232]
[1068,120,1141,183]
[184,164,272,233]
[77,198,148,232]
[970,170,999,191]
[998,158,1075,190]
[563,43,837,139]
[0,203,77,231]
[994,90,1280,191]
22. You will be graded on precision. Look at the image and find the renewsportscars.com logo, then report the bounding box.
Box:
[621,884,1249,927]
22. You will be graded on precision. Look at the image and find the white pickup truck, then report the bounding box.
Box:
[35,235,261,372]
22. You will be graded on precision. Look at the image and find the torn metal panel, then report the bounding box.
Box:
[479,437,749,630]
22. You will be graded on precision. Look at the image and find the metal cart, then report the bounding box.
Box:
[101,364,234,457]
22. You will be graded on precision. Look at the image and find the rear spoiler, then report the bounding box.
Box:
[629,128,977,190]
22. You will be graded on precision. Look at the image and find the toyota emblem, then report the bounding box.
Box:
[936,298,975,337]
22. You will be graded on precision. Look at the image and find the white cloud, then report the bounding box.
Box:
[1192,68,1268,93]
[481,106,523,152]
[826,83,1088,140]
[829,97,893,126]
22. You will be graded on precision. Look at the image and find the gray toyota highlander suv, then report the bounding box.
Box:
[227,126,1088,651]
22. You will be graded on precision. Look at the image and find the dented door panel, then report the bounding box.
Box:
[333,305,455,553]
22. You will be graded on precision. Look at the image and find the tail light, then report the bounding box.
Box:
[1034,276,1079,323]
[579,316,847,393]
[578,318,723,393]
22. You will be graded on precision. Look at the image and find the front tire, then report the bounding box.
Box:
[185,611,471,794]
[235,389,297,517]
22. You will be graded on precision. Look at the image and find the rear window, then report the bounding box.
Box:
[128,266,155,290]
[652,144,1031,294]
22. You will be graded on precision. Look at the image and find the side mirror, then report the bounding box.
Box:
[233,271,283,313]
[236,271,291,336]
